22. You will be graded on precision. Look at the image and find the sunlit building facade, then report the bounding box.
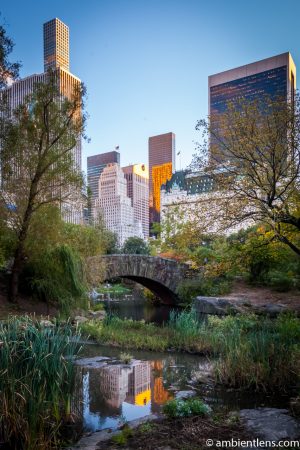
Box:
[148,132,175,227]
[152,162,173,214]
[94,163,143,246]
[87,151,120,211]
[209,52,296,162]
[44,18,70,72]
[122,164,149,239]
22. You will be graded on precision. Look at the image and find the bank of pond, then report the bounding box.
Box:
[0,312,299,449]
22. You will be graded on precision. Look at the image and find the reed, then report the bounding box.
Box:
[0,316,81,450]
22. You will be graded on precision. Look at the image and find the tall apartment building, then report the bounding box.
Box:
[148,132,175,226]
[44,18,70,72]
[93,163,143,246]
[209,52,296,161]
[2,18,83,223]
[87,151,120,205]
[122,164,149,239]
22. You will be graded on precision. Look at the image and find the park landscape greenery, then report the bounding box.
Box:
[0,18,300,450]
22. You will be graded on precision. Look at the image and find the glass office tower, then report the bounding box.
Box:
[208,52,296,161]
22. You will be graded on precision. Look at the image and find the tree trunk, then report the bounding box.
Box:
[8,244,24,303]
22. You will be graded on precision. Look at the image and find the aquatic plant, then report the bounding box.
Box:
[0,316,81,450]
[119,352,133,364]
[163,397,210,419]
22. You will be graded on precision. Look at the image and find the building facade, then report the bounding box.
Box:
[122,164,149,239]
[87,151,120,207]
[209,52,296,162]
[44,18,70,72]
[148,132,175,226]
[2,19,83,224]
[160,170,249,236]
[94,163,143,246]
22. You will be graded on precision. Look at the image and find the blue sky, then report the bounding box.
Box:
[1,0,300,174]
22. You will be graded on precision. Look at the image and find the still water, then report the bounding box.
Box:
[74,344,291,433]
[97,290,178,324]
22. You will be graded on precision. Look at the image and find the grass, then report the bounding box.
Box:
[96,283,131,296]
[80,310,300,392]
[0,316,81,450]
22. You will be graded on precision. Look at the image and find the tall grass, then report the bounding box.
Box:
[209,314,300,390]
[0,316,81,450]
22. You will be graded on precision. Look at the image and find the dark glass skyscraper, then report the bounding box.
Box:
[209,52,296,161]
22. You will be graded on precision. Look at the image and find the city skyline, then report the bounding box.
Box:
[2,0,300,175]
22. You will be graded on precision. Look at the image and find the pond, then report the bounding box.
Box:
[74,343,291,433]
[95,289,179,324]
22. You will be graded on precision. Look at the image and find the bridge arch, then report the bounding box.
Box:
[87,255,193,305]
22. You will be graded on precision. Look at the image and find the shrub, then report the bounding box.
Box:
[176,277,231,306]
[163,398,210,418]
[265,270,295,292]
[119,352,133,364]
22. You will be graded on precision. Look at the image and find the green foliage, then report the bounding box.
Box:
[97,283,131,295]
[92,302,104,311]
[24,244,87,315]
[122,237,150,255]
[0,22,20,90]
[119,352,133,364]
[0,316,81,449]
[163,398,210,419]
[176,277,231,306]
[138,422,155,433]
[265,270,296,292]
[168,308,200,338]
[111,425,133,445]
[211,313,300,390]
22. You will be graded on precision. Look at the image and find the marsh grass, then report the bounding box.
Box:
[80,310,300,391]
[0,316,81,450]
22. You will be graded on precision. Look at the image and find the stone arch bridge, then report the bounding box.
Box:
[87,255,195,304]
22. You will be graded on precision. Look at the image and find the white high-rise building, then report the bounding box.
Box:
[94,164,143,246]
[122,164,149,239]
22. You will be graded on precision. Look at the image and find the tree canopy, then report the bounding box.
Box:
[0,20,20,89]
[193,94,300,256]
[122,236,150,255]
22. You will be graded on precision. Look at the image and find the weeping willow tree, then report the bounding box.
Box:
[27,244,87,315]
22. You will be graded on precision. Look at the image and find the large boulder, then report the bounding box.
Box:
[193,297,241,315]
[240,408,300,441]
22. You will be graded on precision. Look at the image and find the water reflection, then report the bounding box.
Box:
[98,290,178,324]
[75,354,179,431]
[74,345,291,433]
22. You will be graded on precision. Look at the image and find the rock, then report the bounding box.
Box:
[193,297,241,315]
[74,316,89,324]
[290,397,300,417]
[88,310,106,319]
[175,390,197,399]
[260,304,287,317]
[240,408,300,441]
[75,356,111,368]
